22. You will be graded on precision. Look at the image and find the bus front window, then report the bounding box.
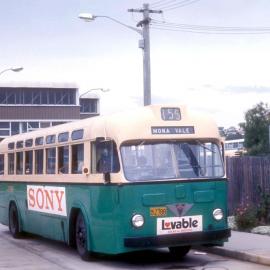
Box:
[121,141,224,181]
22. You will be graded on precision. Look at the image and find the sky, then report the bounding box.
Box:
[1,0,270,127]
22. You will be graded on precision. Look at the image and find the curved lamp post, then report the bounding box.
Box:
[0,67,23,76]
[79,88,110,98]
[78,12,151,106]
[79,88,110,117]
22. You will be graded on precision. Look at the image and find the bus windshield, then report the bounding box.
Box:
[121,141,224,181]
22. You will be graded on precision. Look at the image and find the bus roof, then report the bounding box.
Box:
[0,104,221,151]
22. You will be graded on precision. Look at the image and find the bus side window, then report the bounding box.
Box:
[8,153,14,175]
[0,154,4,175]
[58,145,69,174]
[16,152,23,175]
[92,140,120,174]
[46,148,56,174]
[25,151,33,174]
[71,144,84,174]
[35,149,44,174]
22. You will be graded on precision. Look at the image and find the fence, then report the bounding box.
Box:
[226,156,270,214]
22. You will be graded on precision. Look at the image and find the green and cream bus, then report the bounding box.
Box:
[0,104,230,259]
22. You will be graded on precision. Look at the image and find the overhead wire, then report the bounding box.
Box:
[151,19,270,34]
[150,0,200,10]
[162,0,201,11]
[150,0,182,9]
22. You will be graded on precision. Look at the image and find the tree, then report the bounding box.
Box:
[240,102,270,156]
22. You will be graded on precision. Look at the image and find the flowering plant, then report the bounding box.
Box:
[235,203,258,231]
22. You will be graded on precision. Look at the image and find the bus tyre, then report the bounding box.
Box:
[169,246,191,258]
[9,203,21,238]
[76,212,90,260]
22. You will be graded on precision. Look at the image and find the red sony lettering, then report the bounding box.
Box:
[44,189,54,210]
[55,191,64,211]
[28,188,35,207]
[36,188,44,209]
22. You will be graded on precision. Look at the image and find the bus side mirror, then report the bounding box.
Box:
[104,172,111,184]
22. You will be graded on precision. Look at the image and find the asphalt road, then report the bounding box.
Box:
[0,224,268,270]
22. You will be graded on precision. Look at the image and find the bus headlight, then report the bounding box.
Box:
[213,208,223,221]
[132,214,144,228]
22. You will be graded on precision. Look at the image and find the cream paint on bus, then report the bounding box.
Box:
[0,104,223,185]
[27,185,67,216]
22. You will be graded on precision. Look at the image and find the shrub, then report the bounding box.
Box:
[256,186,270,225]
[235,204,258,231]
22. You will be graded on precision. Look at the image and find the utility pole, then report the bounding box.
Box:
[128,4,162,106]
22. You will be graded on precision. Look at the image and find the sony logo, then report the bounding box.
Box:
[27,185,67,216]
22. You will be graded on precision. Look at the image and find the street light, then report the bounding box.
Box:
[79,87,110,98]
[79,88,110,117]
[78,12,151,106]
[0,66,24,76]
[78,14,142,35]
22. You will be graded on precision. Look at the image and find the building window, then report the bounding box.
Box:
[11,122,20,135]
[0,87,76,105]
[0,90,6,104]
[58,146,69,174]
[33,90,41,104]
[24,90,32,104]
[0,122,10,129]
[35,149,43,174]
[7,92,15,104]
[72,144,84,174]
[0,130,10,136]
[46,148,56,174]
[16,152,23,175]
[22,122,28,133]
[25,151,33,174]
[80,99,98,113]
[40,122,50,128]
[52,122,66,126]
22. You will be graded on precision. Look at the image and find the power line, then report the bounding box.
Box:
[151,19,270,34]
[151,26,270,34]
[163,0,201,11]
[151,0,200,10]
[150,0,182,8]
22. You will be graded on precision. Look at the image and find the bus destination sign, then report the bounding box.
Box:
[151,126,195,135]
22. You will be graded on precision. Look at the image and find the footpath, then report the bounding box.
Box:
[199,230,270,267]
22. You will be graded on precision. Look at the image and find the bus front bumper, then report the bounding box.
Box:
[124,228,231,248]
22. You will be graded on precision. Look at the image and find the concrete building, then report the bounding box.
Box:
[0,82,99,139]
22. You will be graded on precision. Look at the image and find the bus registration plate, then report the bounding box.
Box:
[157,215,203,235]
[150,207,167,217]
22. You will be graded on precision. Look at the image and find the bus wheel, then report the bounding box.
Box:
[9,203,21,238]
[75,212,90,260]
[169,246,191,258]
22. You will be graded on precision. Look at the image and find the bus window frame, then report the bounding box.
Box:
[35,148,44,175]
[58,144,69,174]
[46,147,56,174]
[25,150,33,175]
[0,154,4,175]
[8,153,15,175]
[16,151,24,175]
[91,138,120,175]
[71,143,84,174]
